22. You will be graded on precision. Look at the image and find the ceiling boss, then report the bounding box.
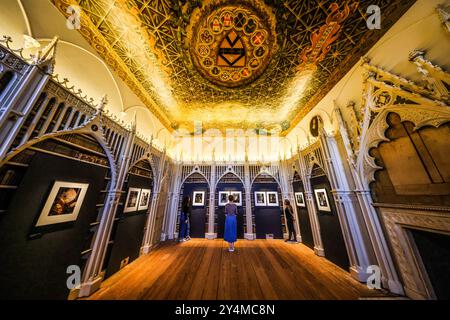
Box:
[188,1,277,88]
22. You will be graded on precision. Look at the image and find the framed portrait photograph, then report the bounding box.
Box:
[218,191,230,206]
[138,189,151,211]
[193,191,205,206]
[266,191,279,206]
[254,191,266,206]
[295,192,306,207]
[124,187,141,213]
[231,191,242,206]
[35,181,89,227]
[314,188,331,212]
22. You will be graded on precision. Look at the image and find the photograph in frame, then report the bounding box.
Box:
[231,191,242,206]
[218,191,230,206]
[124,187,141,213]
[295,192,306,207]
[138,189,151,211]
[254,191,266,206]
[35,181,89,227]
[314,188,331,212]
[193,191,205,206]
[266,191,279,206]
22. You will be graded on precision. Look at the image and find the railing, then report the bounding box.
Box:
[0,39,163,173]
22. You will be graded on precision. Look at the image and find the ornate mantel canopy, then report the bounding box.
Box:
[51,0,415,135]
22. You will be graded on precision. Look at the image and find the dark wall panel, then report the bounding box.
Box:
[310,175,349,271]
[105,174,152,279]
[252,183,283,239]
[410,229,450,300]
[292,181,314,249]
[216,183,244,239]
[181,183,208,238]
[0,152,107,299]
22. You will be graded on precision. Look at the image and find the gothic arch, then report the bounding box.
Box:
[357,104,450,190]
[179,169,211,192]
[251,171,282,191]
[128,156,156,180]
[0,125,118,186]
[215,170,245,188]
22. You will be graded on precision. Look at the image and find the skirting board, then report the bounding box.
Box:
[314,245,325,257]
[244,233,256,240]
[141,244,154,255]
[350,265,370,283]
[205,233,217,240]
[78,276,103,297]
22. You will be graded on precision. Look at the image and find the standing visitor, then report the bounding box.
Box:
[179,196,190,242]
[224,194,238,252]
[284,199,297,243]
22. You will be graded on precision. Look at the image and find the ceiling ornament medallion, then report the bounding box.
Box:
[188,2,277,88]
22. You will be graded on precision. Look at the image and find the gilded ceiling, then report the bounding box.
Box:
[51,0,415,135]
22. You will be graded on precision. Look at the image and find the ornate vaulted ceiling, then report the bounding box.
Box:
[51,0,415,135]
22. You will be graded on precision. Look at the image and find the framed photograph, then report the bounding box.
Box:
[254,191,266,206]
[35,181,89,227]
[193,191,205,206]
[124,187,141,213]
[266,191,279,206]
[138,189,151,211]
[295,192,306,207]
[314,188,331,212]
[231,191,242,206]
[218,191,230,206]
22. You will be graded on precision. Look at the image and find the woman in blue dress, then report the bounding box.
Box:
[224,194,238,252]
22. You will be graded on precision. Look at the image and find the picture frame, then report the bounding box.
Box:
[35,181,89,227]
[124,187,142,213]
[266,191,279,206]
[138,189,151,211]
[295,192,306,207]
[231,191,242,206]
[218,191,230,206]
[254,191,266,206]
[314,188,331,212]
[193,191,205,206]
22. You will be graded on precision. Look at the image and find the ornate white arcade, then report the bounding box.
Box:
[0,11,449,299]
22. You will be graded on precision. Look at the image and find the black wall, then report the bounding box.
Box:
[410,229,450,300]
[292,181,314,249]
[310,175,349,271]
[105,173,152,279]
[0,152,107,299]
[181,183,208,238]
[216,183,245,239]
[252,183,283,239]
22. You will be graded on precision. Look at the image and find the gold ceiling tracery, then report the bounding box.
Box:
[51,0,416,135]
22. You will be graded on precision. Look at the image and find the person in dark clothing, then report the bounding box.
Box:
[179,196,190,242]
[185,197,192,241]
[284,199,297,243]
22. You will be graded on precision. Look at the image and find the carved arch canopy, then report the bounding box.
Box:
[365,111,450,206]
[358,104,450,189]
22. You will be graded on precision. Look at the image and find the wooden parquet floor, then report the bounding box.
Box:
[88,239,381,300]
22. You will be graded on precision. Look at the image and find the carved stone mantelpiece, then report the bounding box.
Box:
[376,204,450,299]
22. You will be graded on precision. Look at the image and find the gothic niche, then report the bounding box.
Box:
[369,112,450,206]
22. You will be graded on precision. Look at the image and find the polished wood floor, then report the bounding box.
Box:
[88,239,382,300]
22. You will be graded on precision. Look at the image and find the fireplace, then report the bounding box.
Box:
[375,203,450,299]
[409,229,450,299]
